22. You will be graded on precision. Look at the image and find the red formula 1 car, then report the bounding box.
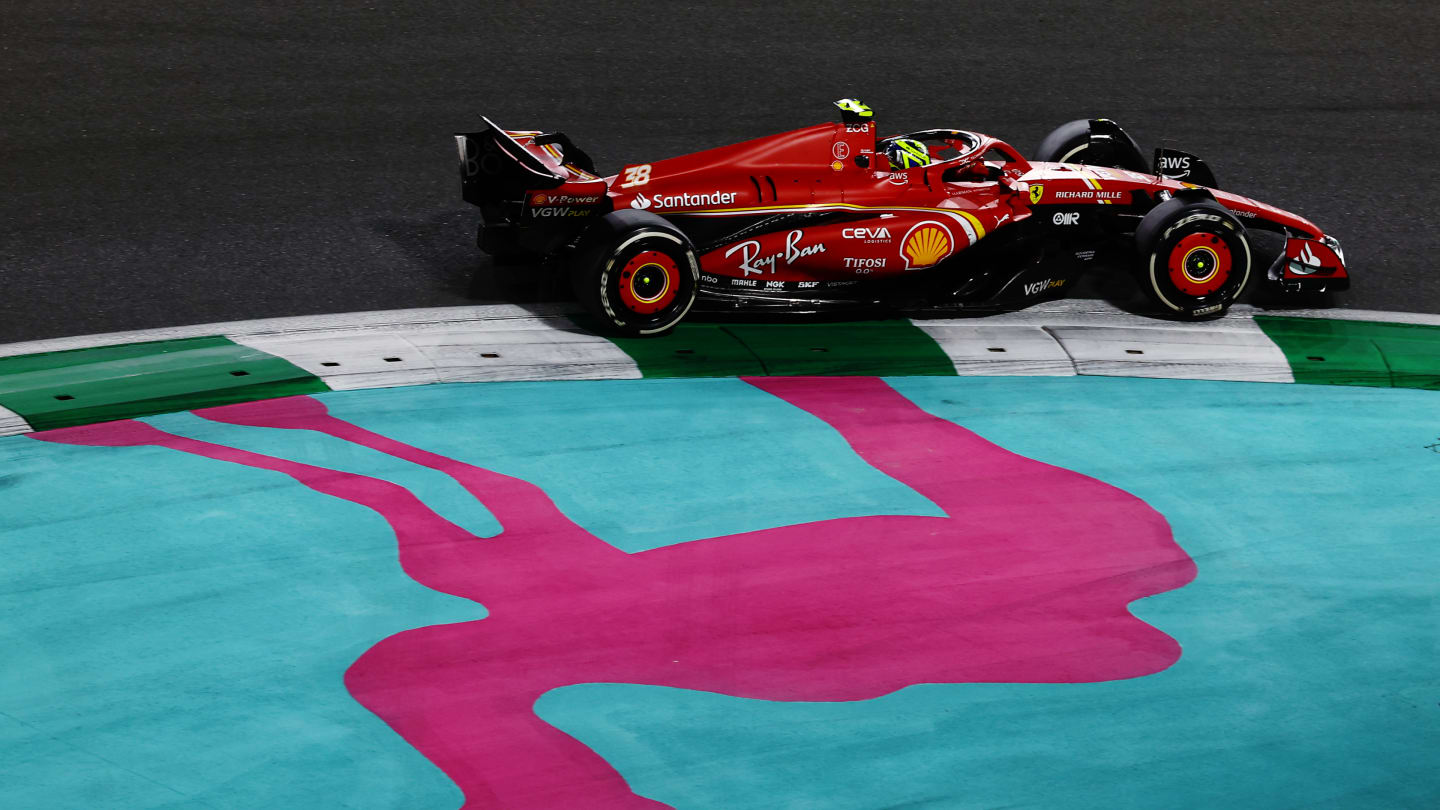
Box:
[455,99,1348,335]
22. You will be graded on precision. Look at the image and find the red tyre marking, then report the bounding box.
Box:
[1168,232,1232,296]
[616,250,679,315]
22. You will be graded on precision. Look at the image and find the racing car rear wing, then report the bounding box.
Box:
[454,117,567,208]
[455,117,611,257]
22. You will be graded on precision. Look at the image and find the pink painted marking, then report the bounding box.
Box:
[35,378,1196,809]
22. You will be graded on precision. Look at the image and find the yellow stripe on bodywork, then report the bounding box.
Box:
[1077,169,1112,205]
[670,202,987,242]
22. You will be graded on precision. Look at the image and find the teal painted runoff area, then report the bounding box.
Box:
[545,378,1440,808]
[147,410,505,542]
[302,379,944,552]
[0,435,477,809]
[0,380,941,808]
[2,377,1438,807]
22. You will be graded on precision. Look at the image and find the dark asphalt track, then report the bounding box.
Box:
[4,1,1437,343]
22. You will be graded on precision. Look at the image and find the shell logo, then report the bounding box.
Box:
[900,221,955,269]
[531,194,547,205]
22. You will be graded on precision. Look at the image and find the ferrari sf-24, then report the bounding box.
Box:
[455,99,1348,335]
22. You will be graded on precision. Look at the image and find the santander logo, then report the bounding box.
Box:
[629,190,739,211]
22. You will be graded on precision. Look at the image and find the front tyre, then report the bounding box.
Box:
[570,210,699,336]
[1134,198,1252,319]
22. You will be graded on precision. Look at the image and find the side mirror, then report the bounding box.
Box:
[945,161,1007,184]
[970,163,1003,181]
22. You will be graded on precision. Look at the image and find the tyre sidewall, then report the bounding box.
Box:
[1034,119,1092,164]
[1033,119,1145,169]
[573,214,699,336]
[1143,207,1251,319]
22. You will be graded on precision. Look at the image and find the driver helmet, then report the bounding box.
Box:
[885,138,932,169]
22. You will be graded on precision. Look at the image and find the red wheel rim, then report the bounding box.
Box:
[1167,232,1232,296]
[617,250,680,314]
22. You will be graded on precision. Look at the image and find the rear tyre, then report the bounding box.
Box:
[570,210,699,336]
[1034,119,1145,169]
[1134,197,1252,319]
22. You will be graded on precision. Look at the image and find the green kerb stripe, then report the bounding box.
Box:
[1255,316,1440,390]
[0,336,330,431]
[603,319,957,378]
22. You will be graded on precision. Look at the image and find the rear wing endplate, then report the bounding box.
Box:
[454,116,565,207]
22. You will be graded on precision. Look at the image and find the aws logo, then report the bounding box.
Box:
[1158,155,1191,178]
[900,221,955,270]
